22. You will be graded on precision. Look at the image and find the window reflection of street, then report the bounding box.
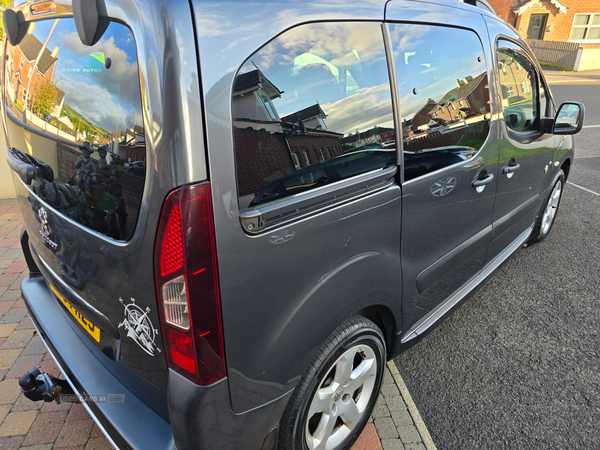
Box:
[389,24,491,182]
[4,19,145,241]
[497,47,539,132]
[232,22,395,210]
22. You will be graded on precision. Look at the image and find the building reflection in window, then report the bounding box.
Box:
[232,22,396,210]
[4,19,145,241]
[389,24,492,182]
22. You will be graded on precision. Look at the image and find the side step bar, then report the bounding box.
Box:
[401,224,533,344]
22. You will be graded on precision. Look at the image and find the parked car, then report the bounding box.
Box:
[125,160,146,177]
[2,0,583,449]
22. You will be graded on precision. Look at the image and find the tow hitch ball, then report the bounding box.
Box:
[19,367,77,404]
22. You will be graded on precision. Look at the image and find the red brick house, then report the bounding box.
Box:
[430,73,489,124]
[487,0,600,70]
[6,28,60,108]
[232,70,344,201]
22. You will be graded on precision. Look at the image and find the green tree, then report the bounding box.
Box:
[31,78,59,117]
[0,0,12,41]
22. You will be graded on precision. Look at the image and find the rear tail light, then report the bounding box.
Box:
[154,183,226,385]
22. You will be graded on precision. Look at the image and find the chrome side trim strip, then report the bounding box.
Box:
[29,320,121,450]
[401,223,533,343]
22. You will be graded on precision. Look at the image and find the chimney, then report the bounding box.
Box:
[51,45,61,58]
[456,79,465,87]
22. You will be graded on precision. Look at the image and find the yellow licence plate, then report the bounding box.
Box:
[50,285,101,342]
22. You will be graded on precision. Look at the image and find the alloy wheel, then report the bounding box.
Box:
[304,344,377,450]
[541,180,562,235]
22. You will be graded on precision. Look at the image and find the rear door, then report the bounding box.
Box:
[385,5,499,334]
[2,1,204,412]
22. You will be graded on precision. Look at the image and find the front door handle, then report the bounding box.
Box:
[472,173,494,187]
[502,162,521,174]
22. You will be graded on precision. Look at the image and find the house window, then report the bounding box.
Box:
[501,66,507,77]
[319,148,325,161]
[569,14,600,41]
[505,85,514,97]
[303,151,310,166]
[520,81,530,94]
[515,61,522,72]
[451,103,456,110]
[22,89,29,105]
[19,59,24,69]
[260,94,278,120]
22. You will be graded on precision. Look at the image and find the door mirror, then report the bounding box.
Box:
[553,102,584,135]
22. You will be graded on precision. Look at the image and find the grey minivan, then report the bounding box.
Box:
[2,0,583,449]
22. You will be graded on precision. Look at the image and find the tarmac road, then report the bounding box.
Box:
[394,72,600,449]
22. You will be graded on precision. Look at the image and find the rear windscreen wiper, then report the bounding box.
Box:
[6,147,54,185]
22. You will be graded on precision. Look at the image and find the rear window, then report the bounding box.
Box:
[4,19,144,240]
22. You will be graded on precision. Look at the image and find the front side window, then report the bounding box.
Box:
[390,23,491,182]
[232,22,395,210]
[5,19,145,241]
[497,41,540,133]
[569,14,600,41]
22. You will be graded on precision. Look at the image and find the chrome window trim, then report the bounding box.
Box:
[240,165,397,234]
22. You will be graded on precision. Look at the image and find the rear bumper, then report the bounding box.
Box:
[22,273,175,450]
[23,273,291,450]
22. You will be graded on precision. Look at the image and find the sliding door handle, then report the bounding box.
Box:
[472,173,494,188]
[502,163,521,174]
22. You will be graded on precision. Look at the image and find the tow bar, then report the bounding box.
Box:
[19,366,78,404]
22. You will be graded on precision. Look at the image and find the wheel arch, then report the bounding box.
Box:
[354,305,397,359]
[561,158,571,180]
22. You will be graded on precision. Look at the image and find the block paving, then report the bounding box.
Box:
[0,198,435,450]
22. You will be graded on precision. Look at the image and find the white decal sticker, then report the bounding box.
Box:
[118,298,161,356]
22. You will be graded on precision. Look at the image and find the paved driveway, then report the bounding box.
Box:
[0,200,114,450]
[0,198,435,450]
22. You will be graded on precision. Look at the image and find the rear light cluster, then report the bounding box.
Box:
[154,182,226,385]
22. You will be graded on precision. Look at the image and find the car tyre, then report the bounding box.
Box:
[527,169,566,245]
[278,316,386,450]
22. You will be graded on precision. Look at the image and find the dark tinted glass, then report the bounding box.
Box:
[497,41,540,132]
[5,19,144,240]
[232,22,396,210]
[389,24,491,182]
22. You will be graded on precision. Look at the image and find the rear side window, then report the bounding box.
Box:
[232,22,396,210]
[5,19,144,240]
[389,24,491,182]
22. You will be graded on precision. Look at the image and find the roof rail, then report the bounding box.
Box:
[460,0,496,15]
